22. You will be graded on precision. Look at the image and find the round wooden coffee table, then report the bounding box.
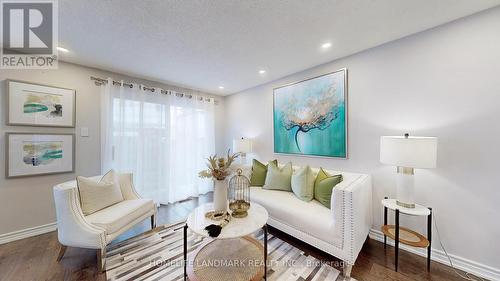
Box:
[183,203,269,281]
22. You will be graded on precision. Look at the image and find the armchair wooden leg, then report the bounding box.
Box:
[151,214,156,229]
[56,245,67,262]
[97,248,106,273]
[342,262,353,280]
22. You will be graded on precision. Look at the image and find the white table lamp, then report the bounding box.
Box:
[233,138,252,164]
[380,133,437,208]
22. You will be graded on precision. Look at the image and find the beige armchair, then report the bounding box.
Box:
[53,173,157,271]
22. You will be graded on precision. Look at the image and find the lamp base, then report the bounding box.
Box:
[239,153,247,165]
[396,166,416,209]
[396,200,415,209]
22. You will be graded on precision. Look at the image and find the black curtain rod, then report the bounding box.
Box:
[90,76,218,104]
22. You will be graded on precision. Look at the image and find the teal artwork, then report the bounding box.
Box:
[273,69,347,158]
[23,141,63,166]
[23,93,63,116]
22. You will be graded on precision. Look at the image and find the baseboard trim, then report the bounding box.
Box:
[369,229,500,281]
[0,222,57,245]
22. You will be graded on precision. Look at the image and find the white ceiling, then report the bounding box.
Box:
[59,0,500,95]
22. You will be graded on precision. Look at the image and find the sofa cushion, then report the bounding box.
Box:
[250,159,277,186]
[263,161,293,191]
[250,186,340,246]
[85,199,155,234]
[77,170,124,215]
[314,168,343,209]
[291,165,315,201]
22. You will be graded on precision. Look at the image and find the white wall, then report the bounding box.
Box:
[224,7,500,275]
[0,61,225,236]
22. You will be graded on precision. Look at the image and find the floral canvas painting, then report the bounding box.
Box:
[273,69,347,158]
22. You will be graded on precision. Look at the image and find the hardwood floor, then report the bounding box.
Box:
[0,193,470,281]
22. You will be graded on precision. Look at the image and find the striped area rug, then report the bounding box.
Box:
[105,221,350,281]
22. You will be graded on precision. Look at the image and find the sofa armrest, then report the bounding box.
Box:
[332,174,373,265]
[53,185,107,249]
[118,173,142,200]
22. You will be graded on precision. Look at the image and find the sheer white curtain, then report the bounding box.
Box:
[101,78,215,204]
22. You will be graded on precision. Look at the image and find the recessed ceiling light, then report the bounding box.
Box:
[259,70,266,74]
[321,42,332,49]
[218,86,224,89]
[57,47,69,53]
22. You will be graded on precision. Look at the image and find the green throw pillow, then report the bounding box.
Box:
[263,161,293,191]
[291,165,315,202]
[250,159,278,186]
[314,168,343,208]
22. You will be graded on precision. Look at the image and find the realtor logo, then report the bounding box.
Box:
[1,0,58,69]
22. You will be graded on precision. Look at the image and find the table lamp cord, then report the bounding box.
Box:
[433,213,485,281]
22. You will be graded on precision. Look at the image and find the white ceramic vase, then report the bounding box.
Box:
[213,179,228,212]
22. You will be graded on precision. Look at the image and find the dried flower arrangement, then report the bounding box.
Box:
[198,150,240,181]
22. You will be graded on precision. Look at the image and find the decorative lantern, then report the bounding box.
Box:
[228,168,251,218]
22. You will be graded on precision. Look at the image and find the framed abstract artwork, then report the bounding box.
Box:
[6,133,75,178]
[7,80,76,127]
[273,68,348,158]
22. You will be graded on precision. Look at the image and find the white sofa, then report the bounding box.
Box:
[247,165,372,277]
[53,173,157,271]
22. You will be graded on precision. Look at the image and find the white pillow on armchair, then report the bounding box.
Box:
[77,170,124,215]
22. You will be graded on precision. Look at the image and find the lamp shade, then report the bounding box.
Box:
[233,138,252,154]
[380,135,437,168]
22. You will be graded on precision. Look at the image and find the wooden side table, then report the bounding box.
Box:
[382,197,432,272]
